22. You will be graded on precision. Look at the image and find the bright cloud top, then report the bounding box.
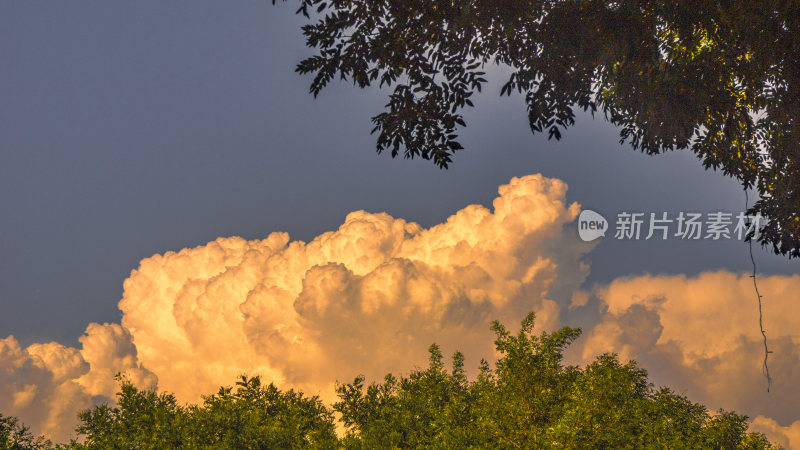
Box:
[118,174,587,403]
[1,174,591,442]
[2,174,798,446]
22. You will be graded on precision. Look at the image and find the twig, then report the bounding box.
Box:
[745,188,772,392]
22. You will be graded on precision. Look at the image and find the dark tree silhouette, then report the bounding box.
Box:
[275,0,800,257]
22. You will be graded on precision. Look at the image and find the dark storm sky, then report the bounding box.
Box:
[1,1,795,346]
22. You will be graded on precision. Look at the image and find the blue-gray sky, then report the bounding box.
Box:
[1,1,796,347]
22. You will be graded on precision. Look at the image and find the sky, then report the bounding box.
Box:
[1,1,799,446]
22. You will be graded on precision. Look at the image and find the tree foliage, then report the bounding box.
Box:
[274,0,800,257]
[72,377,185,448]
[183,375,338,449]
[334,312,776,448]
[0,312,780,448]
[66,374,337,449]
[0,414,52,450]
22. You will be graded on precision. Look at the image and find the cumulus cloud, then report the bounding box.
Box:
[575,272,800,445]
[118,174,588,402]
[1,336,89,441]
[3,173,797,447]
[749,417,800,449]
[0,324,155,442]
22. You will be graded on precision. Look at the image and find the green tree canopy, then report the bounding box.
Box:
[275,0,800,257]
[334,312,776,448]
[0,312,780,448]
[0,414,51,450]
[69,374,337,449]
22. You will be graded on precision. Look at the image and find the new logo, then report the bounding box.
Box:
[578,210,607,242]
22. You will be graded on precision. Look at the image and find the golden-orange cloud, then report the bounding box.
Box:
[1,174,591,441]
[750,416,800,449]
[2,174,798,447]
[0,324,155,441]
[118,174,587,403]
[576,271,800,444]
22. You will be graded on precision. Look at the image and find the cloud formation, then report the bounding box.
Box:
[2,174,798,447]
[576,272,800,438]
[0,174,589,441]
[0,324,155,441]
[750,417,800,450]
[118,174,587,402]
